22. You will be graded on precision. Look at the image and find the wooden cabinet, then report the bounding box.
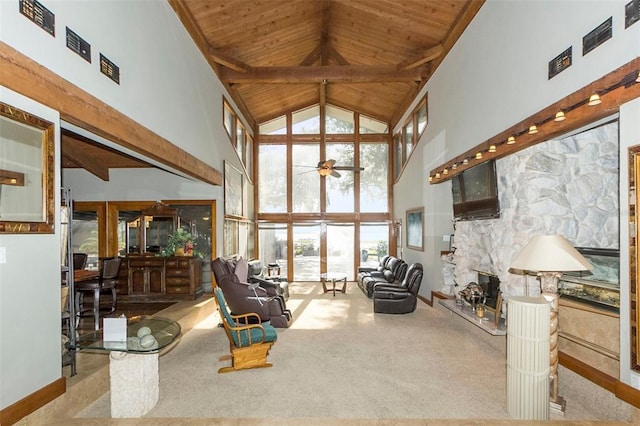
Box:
[117,255,202,301]
[165,257,201,296]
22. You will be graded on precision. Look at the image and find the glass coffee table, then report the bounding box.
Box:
[320,272,348,296]
[73,315,181,353]
[71,315,181,418]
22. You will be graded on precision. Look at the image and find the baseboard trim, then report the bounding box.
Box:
[559,351,640,409]
[0,377,66,425]
[420,290,453,307]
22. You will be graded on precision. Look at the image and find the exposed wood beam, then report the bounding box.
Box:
[320,0,330,66]
[429,57,640,183]
[299,44,322,66]
[62,135,111,181]
[390,80,422,126]
[0,41,222,186]
[0,169,25,186]
[220,65,427,84]
[392,0,484,130]
[431,0,485,75]
[207,46,252,73]
[168,0,257,129]
[397,44,444,71]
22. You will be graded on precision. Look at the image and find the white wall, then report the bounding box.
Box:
[394,0,640,387]
[619,97,640,387]
[0,0,252,409]
[0,87,61,409]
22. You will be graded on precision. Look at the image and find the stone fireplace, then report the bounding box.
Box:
[451,119,620,311]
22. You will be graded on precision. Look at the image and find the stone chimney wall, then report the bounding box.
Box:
[452,119,619,302]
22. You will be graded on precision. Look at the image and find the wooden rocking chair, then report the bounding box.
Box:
[213,287,277,373]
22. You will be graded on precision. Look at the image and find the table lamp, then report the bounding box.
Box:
[510,234,592,413]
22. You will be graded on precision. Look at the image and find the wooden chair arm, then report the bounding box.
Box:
[230,311,262,324]
[228,322,266,345]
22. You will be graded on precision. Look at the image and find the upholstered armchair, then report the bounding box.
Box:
[212,257,292,328]
[372,263,423,314]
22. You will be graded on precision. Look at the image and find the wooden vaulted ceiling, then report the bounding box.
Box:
[62,0,483,180]
[170,0,484,129]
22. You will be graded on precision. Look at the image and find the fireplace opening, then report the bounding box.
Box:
[477,271,501,311]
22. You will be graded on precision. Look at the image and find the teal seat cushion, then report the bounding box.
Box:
[236,323,277,347]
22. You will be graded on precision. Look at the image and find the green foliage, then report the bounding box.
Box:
[376,240,388,256]
[294,239,317,256]
[160,228,202,258]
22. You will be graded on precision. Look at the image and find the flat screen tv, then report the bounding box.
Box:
[451,159,500,221]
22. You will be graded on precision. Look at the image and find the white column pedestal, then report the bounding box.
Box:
[109,351,159,418]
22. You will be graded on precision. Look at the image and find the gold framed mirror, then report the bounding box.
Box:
[631,148,640,372]
[0,102,55,233]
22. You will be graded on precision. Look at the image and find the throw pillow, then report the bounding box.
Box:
[235,256,249,282]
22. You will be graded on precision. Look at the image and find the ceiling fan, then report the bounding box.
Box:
[315,159,364,178]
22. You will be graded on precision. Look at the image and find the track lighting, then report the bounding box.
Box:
[528,125,538,134]
[443,168,448,175]
[507,136,516,145]
[475,152,483,160]
[435,172,441,179]
[636,70,640,83]
[554,111,566,122]
[428,176,433,182]
[588,93,601,106]
[463,159,469,165]
[488,145,496,153]
[452,163,457,170]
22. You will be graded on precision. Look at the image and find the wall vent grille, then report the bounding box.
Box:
[548,47,572,79]
[626,0,640,28]
[583,17,613,56]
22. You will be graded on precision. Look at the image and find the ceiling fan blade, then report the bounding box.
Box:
[298,169,319,175]
[331,170,341,178]
[333,166,365,172]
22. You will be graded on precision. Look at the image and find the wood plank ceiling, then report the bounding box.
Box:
[63,0,483,180]
[171,0,483,128]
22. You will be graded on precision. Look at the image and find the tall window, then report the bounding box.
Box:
[293,224,321,281]
[360,142,388,212]
[292,144,320,212]
[258,144,287,213]
[326,143,354,213]
[257,104,391,280]
[327,223,355,280]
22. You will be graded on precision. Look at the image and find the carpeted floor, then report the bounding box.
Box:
[77,282,637,423]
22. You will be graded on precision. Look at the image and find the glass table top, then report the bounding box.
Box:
[320,272,347,281]
[71,315,181,353]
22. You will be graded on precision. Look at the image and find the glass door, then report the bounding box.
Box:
[326,223,354,280]
[292,224,320,281]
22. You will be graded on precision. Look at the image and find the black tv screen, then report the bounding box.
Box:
[452,160,500,221]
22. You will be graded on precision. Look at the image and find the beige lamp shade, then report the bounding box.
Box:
[510,235,592,272]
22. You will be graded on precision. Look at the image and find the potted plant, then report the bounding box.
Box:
[161,228,195,257]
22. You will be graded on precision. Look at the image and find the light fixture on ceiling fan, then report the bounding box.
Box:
[316,159,364,178]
